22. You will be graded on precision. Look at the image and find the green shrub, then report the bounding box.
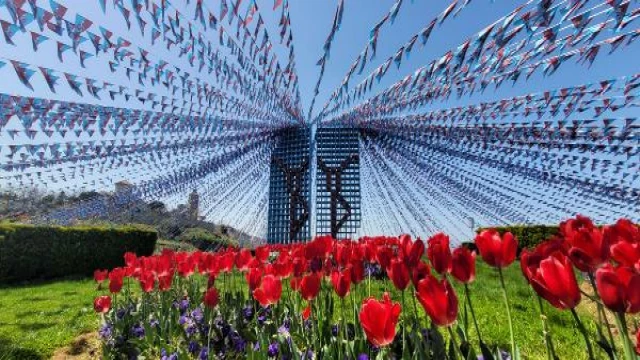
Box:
[476,225,560,254]
[0,223,157,283]
[177,227,238,251]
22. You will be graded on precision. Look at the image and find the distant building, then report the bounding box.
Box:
[188,189,199,221]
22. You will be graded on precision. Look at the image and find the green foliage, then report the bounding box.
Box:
[0,223,157,283]
[177,227,238,251]
[476,225,560,254]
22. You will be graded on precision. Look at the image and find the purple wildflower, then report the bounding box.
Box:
[188,341,201,355]
[131,323,145,339]
[267,342,279,357]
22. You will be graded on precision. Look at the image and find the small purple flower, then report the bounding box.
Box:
[191,307,204,323]
[357,354,369,360]
[331,324,339,337]
[267,342,279,357]
[179,298,190,314]
[303,349,314,360]
[160,349,178,360]
[116,308,127,320]
[188,341,201,355]
[98,324,113,340]
[304,319,313,331]
[131,323,145,339]
[242,306,254,320]
[198,347,209,360]
[149,318,159,328]
[186,323,197,337]
[179,315,188,325]
[230,331,247,352]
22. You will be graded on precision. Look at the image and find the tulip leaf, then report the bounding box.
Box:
[595,338,615,360]
[461,341,477,360]
[479,340,495,360]
[448,338,457,360]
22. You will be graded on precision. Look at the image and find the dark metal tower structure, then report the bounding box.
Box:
[267,127,312,244]
[315,127,361,238]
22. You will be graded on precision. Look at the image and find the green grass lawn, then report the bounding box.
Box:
[0,277,97,359]
[0,262,612,360]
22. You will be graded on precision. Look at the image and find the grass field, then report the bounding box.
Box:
[0,262,613,359]
[0,278,97,359]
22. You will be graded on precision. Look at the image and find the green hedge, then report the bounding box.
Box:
[0,223,157,283]
[476,225,560,254]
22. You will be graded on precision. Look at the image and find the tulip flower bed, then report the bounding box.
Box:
[92,216,640,360]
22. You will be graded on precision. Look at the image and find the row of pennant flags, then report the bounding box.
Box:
[315,0,638,121]
[0,0,304,124]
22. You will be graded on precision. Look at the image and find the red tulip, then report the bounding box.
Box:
[401,234,425,267]
[203,287,219,308]
[474,229,518,268]
[387,258,410,291]
[331,269,352,298]
[253,274,282,306]
[300,273,322,301]
[606,219,640,267]
[235,249,253,271]
[427,233,453,274]
[158,273,173,291]
[336,242,352,267]
[451,247,476,284]
[561,215,609,272]
[124,252,137,267]
[273,259,293,279]
[302,305,311,320]
[93,269,108,283]
[350,260,365,285]
[108,268,125,294]
[520,247,581,310]
[293,257,308,277]
[412,261,431,287]
[246,267,262,291]
[139,270,155,293]
[305,235,333,260]
[219,253,235,273]
[595,264,640,313]
[177,259,196,277]
[359,292,401,347]
[255,246,271,263]
[416,275,458,327]
[376,246,394,270]
[93,295,111,314]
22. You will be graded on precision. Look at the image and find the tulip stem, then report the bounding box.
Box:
[570,308,595,360]
[464,283,482,342]
[614,312,635,360]
[447,325,465,360]
[536,296,556,360]
[401,290,407,358]
[498,268,516,359]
